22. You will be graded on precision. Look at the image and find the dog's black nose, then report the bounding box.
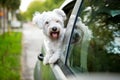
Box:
[52,27,57,31]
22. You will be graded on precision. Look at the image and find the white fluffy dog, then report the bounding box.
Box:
[33,9,66,65]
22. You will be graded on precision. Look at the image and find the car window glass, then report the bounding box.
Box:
[67,0,120,73]
[67,15,92,72]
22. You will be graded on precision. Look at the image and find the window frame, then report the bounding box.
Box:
[64,0,83,65]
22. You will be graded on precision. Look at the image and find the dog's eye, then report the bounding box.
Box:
[45,21,49,24]
[56,20,60,23]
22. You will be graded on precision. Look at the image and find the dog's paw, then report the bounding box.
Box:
[43,60,49,65]
[49,56,59,64]
[43,57,49,65]
[49,58,56,64]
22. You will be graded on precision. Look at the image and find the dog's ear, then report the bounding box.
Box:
[32,12,43,29]
[53,9,66,21]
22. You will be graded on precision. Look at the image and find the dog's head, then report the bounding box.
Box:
[33,9,66,40]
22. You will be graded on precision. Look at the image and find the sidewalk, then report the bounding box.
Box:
[21,23,44,80]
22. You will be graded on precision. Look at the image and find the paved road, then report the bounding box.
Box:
[21,23,44,80]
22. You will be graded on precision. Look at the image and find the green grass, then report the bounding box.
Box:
[0,32,22,80]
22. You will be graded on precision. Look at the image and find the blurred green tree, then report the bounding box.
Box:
[0,0,20,34]
[22,0,64,21]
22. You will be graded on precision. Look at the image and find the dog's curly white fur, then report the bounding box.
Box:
[33,9,66,65]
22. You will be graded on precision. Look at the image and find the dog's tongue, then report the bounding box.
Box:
[52,33,58,38]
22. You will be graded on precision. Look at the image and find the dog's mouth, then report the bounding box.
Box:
[50,31,60,39]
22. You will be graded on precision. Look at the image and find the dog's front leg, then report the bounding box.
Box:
[43,53,52,65]
[43,40,52,65]
[49,50,61,64]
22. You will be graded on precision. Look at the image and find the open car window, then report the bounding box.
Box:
[67,0,120,73]
[61,0,84,64]
[60,0,79,62]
